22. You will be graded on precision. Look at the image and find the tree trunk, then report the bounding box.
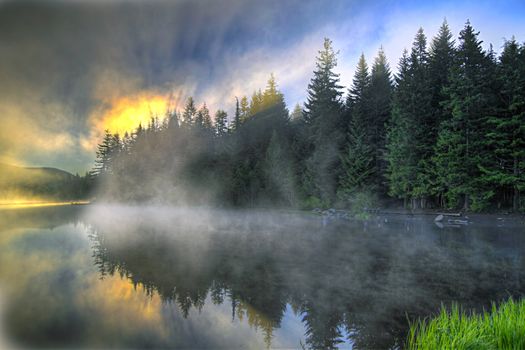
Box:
[463,193,469,211]
[513,187,519,211]
[513,156,519,212]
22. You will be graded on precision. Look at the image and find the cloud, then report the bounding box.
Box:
[196,32,322,116]
[0,0,523,172]
[0,0,325,171]
[0,96,76,162]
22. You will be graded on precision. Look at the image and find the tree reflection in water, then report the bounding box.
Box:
[86,206,525,349]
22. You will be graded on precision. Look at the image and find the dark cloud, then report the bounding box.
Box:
[0,0,354,172]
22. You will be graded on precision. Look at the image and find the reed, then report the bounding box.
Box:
[407,298,525,350]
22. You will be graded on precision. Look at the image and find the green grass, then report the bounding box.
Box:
[407,298,525,350]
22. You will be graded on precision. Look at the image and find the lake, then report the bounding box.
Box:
[0,205,524,349]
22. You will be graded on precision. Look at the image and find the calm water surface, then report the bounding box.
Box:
[0,205,524,349]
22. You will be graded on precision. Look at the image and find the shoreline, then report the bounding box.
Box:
[0,200,90,210]
[1,202,524,223]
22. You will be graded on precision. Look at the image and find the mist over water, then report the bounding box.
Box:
[0,205,524,349]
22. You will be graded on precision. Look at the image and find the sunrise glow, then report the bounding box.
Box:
[95,93,172,136]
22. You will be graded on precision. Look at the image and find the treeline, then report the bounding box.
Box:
[91,20,525,211]
[0,163,90,202]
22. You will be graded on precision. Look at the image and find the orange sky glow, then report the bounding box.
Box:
[81,92,177,152]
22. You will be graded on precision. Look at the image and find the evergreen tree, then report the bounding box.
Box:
[339,124,375,198]
[407,28,434,206]
[167,110,180,129]
[249,90,264,116]
[215,110,229,136]
[346,54,370,123]
[339,54,374,198]
[182,97,197,125]
[385,50,414,206]
[233,97,241,130]
[240,96,250,122]
[196,103,212,129]
[368,47,393,193]
[424,19,457,204]
[482,39,525,210]
[91,130,120,178]
[303,38,344,204]
[136,122,144,136]
[385,29,434,208]
[168,110,179,129]
[433,21,496,210]
[203,107,212,130]
[290,104,302,120]
[122,131,132,151]
[304,38,343,138]
[195,104,204,126]
[429,19,456,130]
[262,73,282,108]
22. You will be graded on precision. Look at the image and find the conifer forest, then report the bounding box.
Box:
[92,21,525,212]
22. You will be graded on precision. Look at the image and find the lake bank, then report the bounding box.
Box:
[0,200,90,210]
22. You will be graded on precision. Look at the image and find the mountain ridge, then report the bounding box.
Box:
[0,163,88,202]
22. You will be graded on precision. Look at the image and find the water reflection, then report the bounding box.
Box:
[0,205,524,349]
[86,206,525,349]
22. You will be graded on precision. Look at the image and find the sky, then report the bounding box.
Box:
[0,0,524,173]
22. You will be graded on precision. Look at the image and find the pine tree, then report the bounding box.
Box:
[195,104,204,126]
[433,21,496,210]
[262,73,284,108]
[385,50,414,206]
[429,19,456,130]
[240,96,250,122]
[304,38,343,139]
[290,104,302,120]
[168,110,180,129]
[196,103,212,129]
[384,28,433,208]
[182,97,197,125]
[346,53,370,124]
[249,90,264,116]
[302,38,343,203]
[368,47,393,193]
[339,54,373,197]
[424,19,456,204]
[215,110,229,136]
[122,131,132,155]
[91,130,120,179]
[407,28,434,206]
[482,39,525,210]
[203,107,212,130]
[233,97,241,131]
[339,124,375,197]
[136,122,144,136]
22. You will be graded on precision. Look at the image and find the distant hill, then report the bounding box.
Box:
[0,163,89,202]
